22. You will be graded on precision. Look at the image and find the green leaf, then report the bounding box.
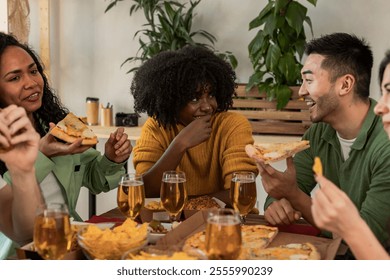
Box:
[268,85,276,101]
[294,39,306,59]
[275,0,290,15]
[263,13,278,36]
[306,0,317,7]
[276,32,288,51]
[248,31,265,60]
[196,30,217,44]
[285,2,307,35]
[247,71,265,89]
[275,85,292,110]
[265,44,281,73]
[249,1,274,30]
[304,16,314,36]
[105,1,118,13]
[258,83,270,95]
[282,53,300,84]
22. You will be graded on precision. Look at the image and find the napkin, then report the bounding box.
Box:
[85,215,124,227]
[276,224,321,236]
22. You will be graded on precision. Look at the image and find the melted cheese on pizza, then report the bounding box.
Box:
[251,243,320,260]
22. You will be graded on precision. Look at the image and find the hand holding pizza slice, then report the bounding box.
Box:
[245,140,310,164]
[50,113,98,145]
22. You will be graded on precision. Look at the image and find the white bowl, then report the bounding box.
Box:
[148,223,172,244]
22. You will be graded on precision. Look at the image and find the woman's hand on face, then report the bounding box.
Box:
[177,114,212,149]
[104,127,132,163]
[39,123,91,157]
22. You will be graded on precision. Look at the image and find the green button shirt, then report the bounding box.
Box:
[265,99,390,246]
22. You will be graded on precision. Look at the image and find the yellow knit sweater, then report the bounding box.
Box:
[133,112,258,196]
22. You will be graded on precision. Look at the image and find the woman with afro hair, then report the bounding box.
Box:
[0,32,132,222]
[131,45,258,203]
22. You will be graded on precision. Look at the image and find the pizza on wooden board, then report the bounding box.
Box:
[182,224,279,259]
[245,140,310,163]
[50,113,98,145]
[250,242,321,260]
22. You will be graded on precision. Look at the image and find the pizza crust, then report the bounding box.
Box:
[245,140,310,163]
[50,113,98,145]
[250,242,320,260]
[182,224,279,259]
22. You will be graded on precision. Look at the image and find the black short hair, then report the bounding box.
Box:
[130,45,236,127]
[379,50,390,87]
[305,32,373,99]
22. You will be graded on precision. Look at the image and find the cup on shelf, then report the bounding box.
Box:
[86,97,99,125]
[100,103,113,127]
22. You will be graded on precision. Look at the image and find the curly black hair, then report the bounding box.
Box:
[0,32,69,174]
[130,45,237,127]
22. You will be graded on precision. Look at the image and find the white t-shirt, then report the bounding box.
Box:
[337,132,356,161]
[0,175,6,191]
[0,172,64,203]
[39,172,65,204]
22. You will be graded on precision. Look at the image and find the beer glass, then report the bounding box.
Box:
[160,171,187,222]
[33,203,72,260]
[117,173,145,220]
[230,171,257,223]
[205,208,242,260]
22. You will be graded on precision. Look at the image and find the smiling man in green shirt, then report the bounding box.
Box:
[252,33,390,256]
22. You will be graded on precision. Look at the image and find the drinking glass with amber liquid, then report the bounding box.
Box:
[160,170,187,222]
[33,203,72,260]
[117,173,145,220]
[205,208,242,260]
[230,171,257,223]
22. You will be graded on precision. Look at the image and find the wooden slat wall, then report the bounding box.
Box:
[39,0,50,76]
[230,84,312,135]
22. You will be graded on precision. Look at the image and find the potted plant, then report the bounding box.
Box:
[247,0,317,109]
[105,0,237,73]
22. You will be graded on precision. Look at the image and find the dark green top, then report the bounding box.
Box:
[265,99,390,245]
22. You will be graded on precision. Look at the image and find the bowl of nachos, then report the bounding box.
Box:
[77,218,148,260]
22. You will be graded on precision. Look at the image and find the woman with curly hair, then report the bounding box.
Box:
[0,32,132,221]
[131,45,257,202]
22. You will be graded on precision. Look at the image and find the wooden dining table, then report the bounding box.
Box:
[92,206,345,260]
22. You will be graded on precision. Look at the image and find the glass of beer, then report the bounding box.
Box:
[205,208,242,260]
[117,173,145,220]
[230,171,257,223]
[160,170,187,222]
[33,203,72,260]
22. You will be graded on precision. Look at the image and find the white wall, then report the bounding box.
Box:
[2,0,390,220]
[0,0,7,32]
[24,0,390,119]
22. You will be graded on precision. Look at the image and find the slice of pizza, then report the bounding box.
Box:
[182,224,278,259]
[250,242,320,260]
[50,113,98,145]
[245,140,310,163]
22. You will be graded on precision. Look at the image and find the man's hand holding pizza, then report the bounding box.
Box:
[257,157,300,199]
[246,141,316,226]
[255,156,303,225]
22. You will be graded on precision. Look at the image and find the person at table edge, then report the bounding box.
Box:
[248,33,390,256]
